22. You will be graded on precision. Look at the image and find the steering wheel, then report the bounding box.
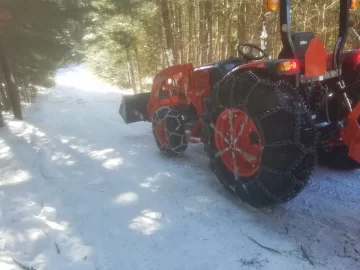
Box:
[236,43,267,61]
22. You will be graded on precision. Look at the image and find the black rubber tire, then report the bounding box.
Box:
[318,145,360,170]
[203,71,317,208]
[152,106,188,157]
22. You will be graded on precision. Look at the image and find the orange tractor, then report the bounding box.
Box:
[120,0,360,207]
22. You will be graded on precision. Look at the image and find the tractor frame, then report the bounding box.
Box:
[119,0,360,207]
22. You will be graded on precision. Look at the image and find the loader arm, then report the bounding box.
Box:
[147,64,194,117]
[119,64,194,124]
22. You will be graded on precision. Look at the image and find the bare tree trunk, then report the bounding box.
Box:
[0,42,22,120]
[0,79,4,127]
[225,0,233,58]
[130,14,142,91]
[215,2,221,60]
[205,0,213,63]
[161,49,166,69]
[260,7,268,52]
[220,0,226,60]
[195,4,201,65]
[0,80,10,110]
[126,48,137,94]
[159,0,177,65]
[0,109,4,127]
[177,4,184,63]
[187,0,194,63]
[237,0,246,42]
[133,46,142,92]
[199,0,207,64]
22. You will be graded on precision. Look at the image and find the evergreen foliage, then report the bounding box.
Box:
[85,0,360,93]
[0,0,91,105]
[0,0,359,100]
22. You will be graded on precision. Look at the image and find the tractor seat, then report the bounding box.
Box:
[278,32,315,59]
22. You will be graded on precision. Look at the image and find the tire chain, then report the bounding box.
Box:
[151,107,188,156]
[205,70,317,205]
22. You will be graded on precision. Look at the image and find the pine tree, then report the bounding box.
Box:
[0,0,90,111]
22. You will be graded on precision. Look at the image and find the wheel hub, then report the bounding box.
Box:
[214,108,263,177]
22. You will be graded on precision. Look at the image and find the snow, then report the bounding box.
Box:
[0,64,359,270]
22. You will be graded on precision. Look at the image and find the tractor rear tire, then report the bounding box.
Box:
[203,71,317,208]
[152,106,188,157]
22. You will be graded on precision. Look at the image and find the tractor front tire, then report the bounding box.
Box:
[203,71,317,208]
[152,107,188,157]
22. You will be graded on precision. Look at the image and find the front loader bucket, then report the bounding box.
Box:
[341,101,360,163]
[119,92,150,124]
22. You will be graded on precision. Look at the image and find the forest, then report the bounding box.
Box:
[0,0,360,116]
[0,0,90,122]
[85,0,360,92]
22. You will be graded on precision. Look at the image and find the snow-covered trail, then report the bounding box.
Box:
[0,64,359,270]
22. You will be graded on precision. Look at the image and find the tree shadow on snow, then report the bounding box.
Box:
[3,85,359,269]
[0,124,95,270]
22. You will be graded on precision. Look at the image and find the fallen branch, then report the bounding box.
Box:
[54,242,61,254]
[300,245,314,266]
[40,228,49,237]
[240,257,267,267]
[12,258,36,270]
[247,235,282,254]
[239,229,281,254]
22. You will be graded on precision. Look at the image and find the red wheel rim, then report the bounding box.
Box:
[214,108,263,177]
[156,121,168,147]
